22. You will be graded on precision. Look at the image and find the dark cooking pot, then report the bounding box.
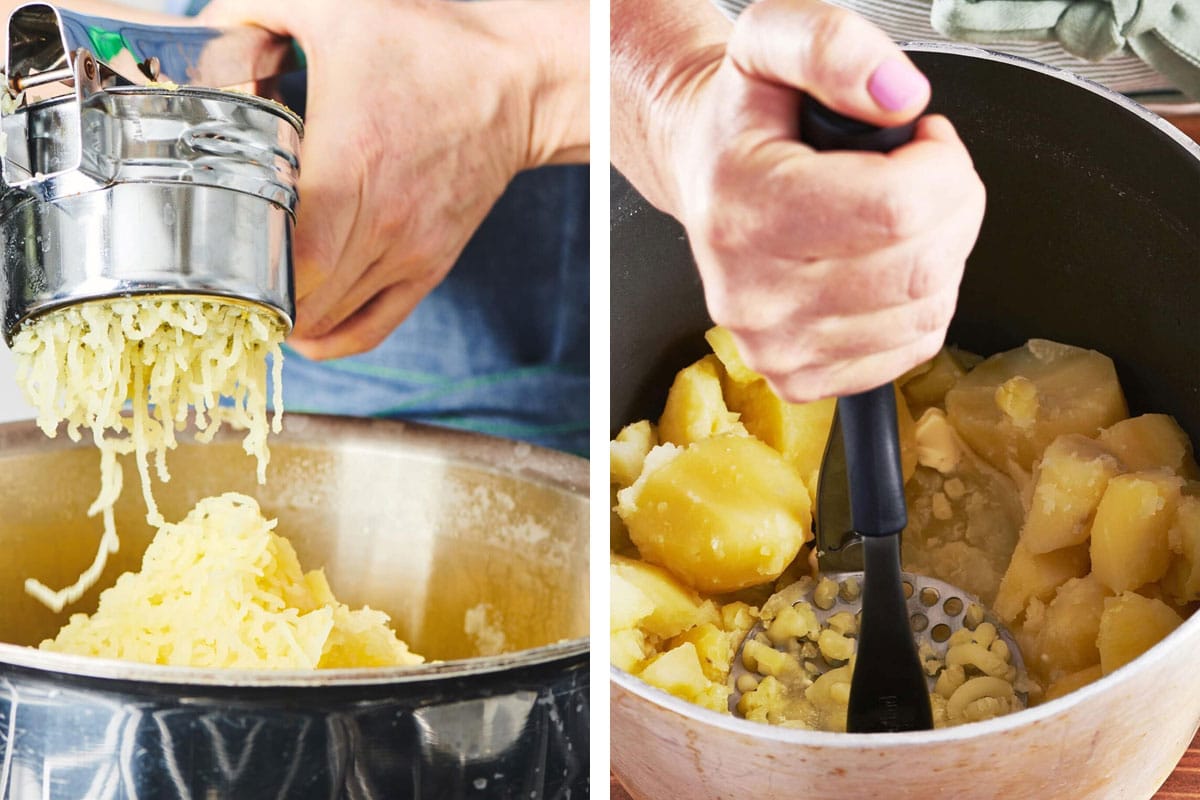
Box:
[0,415,588,799]
[611,44,1200,800]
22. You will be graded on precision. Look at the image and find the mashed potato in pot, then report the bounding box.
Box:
[41,493,423,669]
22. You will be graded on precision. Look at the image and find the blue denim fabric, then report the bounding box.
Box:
[280,165,590,455]
[185,1,590,455]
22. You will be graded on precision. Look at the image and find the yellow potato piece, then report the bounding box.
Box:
[668,622,737,683]
[1098,414,1200,478]
[610,568,656,632]
[721,377,835,505]
[611,485,635,555]
[1043,665,1103,703]
[704,326,839,504]
[611,419,658,489]
[1023,574,1111,685]
[611,628,652,673]
[704,326,760,385]
[994,540,1091,624]
[610,554,719,639]
[1163,490,1200,605]
[1090,471,1184,593]
[900,348,977,414]
[637,642,731,712]
[1022,434,1122,554]
[658,355,744,446]
[1097,591,1183,675]
[617,436,812,593]
[945,339,1128,473]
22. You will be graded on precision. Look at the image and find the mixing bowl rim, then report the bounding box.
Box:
[0,413,589,685]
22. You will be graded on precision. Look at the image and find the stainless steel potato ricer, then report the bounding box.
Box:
[0,2,303,344]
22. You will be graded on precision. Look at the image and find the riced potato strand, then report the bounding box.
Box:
[12,298,285,612]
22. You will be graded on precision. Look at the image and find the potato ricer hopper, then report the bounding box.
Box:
[0,2,303,345]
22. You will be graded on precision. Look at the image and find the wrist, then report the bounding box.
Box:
[479,0,589,170]
[611,0,730,216]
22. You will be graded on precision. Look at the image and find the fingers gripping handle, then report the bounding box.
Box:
[799,97,916,154]
[799,98,916,537]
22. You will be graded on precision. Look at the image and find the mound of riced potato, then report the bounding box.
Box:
[41,493,424,669]
[611,328,1199,730]
[13,297,286,612]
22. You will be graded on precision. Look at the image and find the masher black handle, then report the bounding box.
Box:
[837,388,907,536]
[799,98,911,537]
[800,96,932,733]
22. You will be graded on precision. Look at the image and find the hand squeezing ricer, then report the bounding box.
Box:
[0,2,303,345]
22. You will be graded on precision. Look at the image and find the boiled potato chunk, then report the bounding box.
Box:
[1021,574,1111,684]
[893,387,919,483]
[945,339,1128,473]
[704,326,760,384]
[1090,471,1184,593]
[610,567,656,632]
[611,628,652,673]
[721,377,835,502]
[902,433,1025,606]
[1097,591,1183,675]
[667,622,737,682]
[611,420,658,489]
[611,490,635,555]
[993,540,1090,624]
[901,347,977,414]
[617,436,812,592]
[658,355,745,447]
[1098,414,1199,478]
[1022,435,1123,554]
[637,642,731,712]
[610,555,719,639]
[1163,490,1200,605]
[704,325,839,502]
[1043,665,1103,703]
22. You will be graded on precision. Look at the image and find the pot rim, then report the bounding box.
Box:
[900,42,1200,161]
[0,413,589,686]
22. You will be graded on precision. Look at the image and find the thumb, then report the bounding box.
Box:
[726,0,930,128]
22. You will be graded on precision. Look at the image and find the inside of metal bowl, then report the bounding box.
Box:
[0,415,588,664]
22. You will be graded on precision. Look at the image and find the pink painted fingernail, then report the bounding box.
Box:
[868,57,929,112]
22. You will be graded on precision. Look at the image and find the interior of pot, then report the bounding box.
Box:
[612,47,1200,442]
[0,415,589,666]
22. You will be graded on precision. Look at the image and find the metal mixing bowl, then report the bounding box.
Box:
[611,45,1200,800]
[0,414,588,799]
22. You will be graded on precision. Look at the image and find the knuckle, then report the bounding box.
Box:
[865,185,920,243]
[913,293,954,336]
[906,250,946,300]
[806,9,867,89]
[700,207,749,258]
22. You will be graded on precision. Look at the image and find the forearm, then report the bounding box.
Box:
[511,0,589,166]
[611,0,729,214]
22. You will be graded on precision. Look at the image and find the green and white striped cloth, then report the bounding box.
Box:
[711,0,1200,108]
